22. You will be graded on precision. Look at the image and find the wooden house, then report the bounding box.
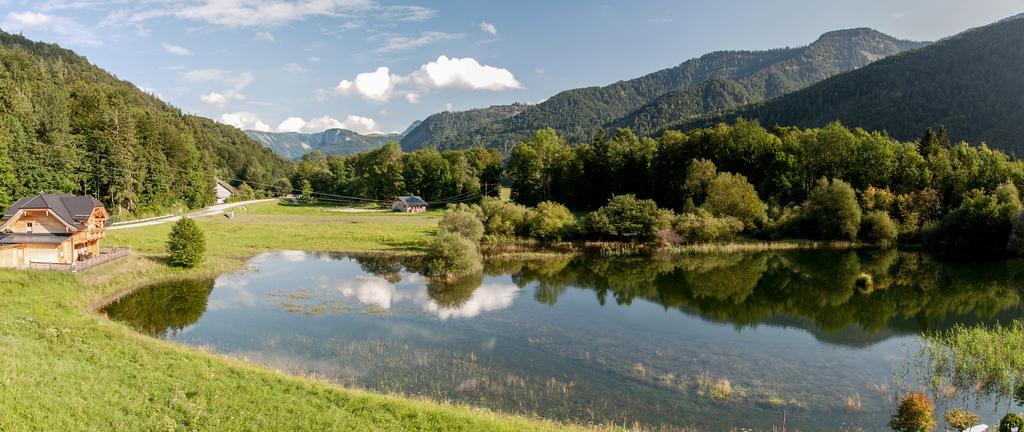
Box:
[392,196,428,213]
[0,194,109,269]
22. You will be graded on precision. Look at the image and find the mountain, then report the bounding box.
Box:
[673,15,1024,154]
[401,29,926,151]
[400,103,530,151]
[0,30,289,214]
[247,128,403,160]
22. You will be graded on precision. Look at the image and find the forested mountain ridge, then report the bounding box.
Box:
[247,128,404,160]
[0,30,290,215]
[611,28,928,135]
[401,28,925,151]
[399,103,530,151]
[672,15,1024,154]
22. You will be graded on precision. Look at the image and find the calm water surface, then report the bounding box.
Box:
[104,249,1024,431]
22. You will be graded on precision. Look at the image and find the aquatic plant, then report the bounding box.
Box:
[943,409,980,431]
[889,391,935,432]
[918,320,1024,404]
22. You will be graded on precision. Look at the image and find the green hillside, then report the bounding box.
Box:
[0,31,290,215]
[247,129,403,160]
[673,15,1024,154]
[402,28,924,151]
[400,103,530,151]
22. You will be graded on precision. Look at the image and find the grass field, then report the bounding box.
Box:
[0,201,594,431]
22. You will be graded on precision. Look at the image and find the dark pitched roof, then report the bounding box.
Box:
[216,179,236,193]
[2,194,105,230]
[396,196,428,206]
[0,233,71,245]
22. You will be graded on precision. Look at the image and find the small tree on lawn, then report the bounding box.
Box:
[166,217,206,268]
[300,179,316,204]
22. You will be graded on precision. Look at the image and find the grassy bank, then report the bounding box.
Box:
[0,201,590,431]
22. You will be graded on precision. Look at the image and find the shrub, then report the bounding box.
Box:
[1016,383,1024,406]
[860,210,899,245]
[585,194,661,241]
[673,209,744,244]
[805,178,861,240]
[166,217,206,268]
[299,179,316,204]
[273,178,293,196]
[233,182,256,202]
[702,172,767,227]
[526,201,575,241]
[683,158,717,204]
[889,392,935,432]
[944,409,980,431]
[479,197,528,237]
[423,232,482,278]
[1000,413,1024,432]
[438,210,484,242]
[925,186,1021,257]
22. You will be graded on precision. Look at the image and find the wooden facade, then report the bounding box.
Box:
[0,194,109,269]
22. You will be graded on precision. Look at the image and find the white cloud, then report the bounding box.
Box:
[334,56,520,103]
[219,112,271,132]
[200,92,229,108]
[254,31,275,41]
[335,66,397,102]
[371,31,463,53]
[105,1,436,28]
[273,115,380,134]
[161,42,192,56]
[284,62,308,73]
[340,115,379,134]
[276,117,307,133]
[2,11,102,46]
[478,21,497,35]
[410,55,522,91]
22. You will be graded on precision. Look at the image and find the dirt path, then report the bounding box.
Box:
[108,199,278,230]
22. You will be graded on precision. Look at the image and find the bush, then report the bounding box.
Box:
[1000,413,1024,432]
[805,178,861,240]
[1016,383,1024,406]
[944,409,980,431]
[438,210,484,242]
[423,232,482,278]
[234,182,255,202]
[702,172,767,227]
[585,194,661,241]
[672,209,744,244]
[479,197,528,237]
[166,217,206,268]
[925,186,1021,257]
[889,392,935,432]
[860,210,899,245]
[526,201,575,241]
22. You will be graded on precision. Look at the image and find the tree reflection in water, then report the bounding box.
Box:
[102,278,215,338]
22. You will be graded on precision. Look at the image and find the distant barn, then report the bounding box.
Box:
[392,196,428,213]
[215,180,236,204]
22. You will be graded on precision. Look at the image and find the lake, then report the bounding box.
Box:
[103,249,1024,430]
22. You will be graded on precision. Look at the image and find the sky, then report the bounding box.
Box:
[1,0,1022,135]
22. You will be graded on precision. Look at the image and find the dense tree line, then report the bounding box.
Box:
[506,120,1024,256]
[288,143,502,203]
[0,31,290,215]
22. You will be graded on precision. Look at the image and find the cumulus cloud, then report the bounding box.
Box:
[478,21,497,35]
[188,69,253,108]
[161,42,192,56]
[2,11,102,46]
[335,66,397,102]
[219,112,271,132]
[334,56,520,103]
[200,92,229,108]
[410,55,522,91]
[274,115,380,134]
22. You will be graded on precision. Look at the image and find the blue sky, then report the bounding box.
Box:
[2,0,1022,134]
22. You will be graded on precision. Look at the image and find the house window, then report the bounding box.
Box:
[26,222,33,234]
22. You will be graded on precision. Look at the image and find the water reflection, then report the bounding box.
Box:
[102,249,1024,430]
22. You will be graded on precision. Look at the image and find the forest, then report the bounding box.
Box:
[0,31,290,216]
[485,120,1024,257]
